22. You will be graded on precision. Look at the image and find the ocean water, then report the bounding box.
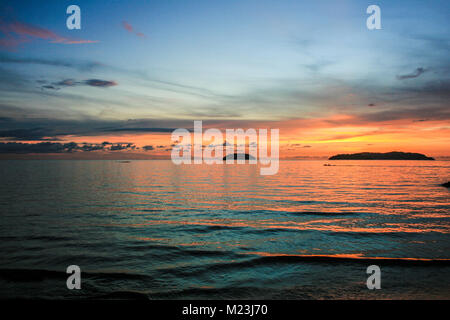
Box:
[0,160,449,299]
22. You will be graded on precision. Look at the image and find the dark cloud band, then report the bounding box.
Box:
[0,141,136,154]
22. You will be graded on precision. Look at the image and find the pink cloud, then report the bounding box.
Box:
[122,21,134,33]
[0,20,98,48]
[0,35,29,48]
[122,21,146,38]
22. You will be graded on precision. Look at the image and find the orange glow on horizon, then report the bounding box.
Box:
[3,113,448,159]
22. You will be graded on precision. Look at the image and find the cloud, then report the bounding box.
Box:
[0,142,67,153]
[0,128,59,141]
[0,54,233,104]
[0,20,98,48]
[42,85,58,90]
[0,114,191,140]
[105,127,175,133]
[359,105,450,123]
[122,21,133,33]
[408,34,450,54]
[0,55,103,72]
[79,143,104,151]
[122,21,146,38]
[397,67,427,80]
[0,141,136,153]
[54,79,77,86]
[142,145,154,151]
[39,78,118,90]
[83,79,118,87]
[110,143,132,151]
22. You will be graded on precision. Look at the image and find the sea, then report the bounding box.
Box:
[0,160,449,299]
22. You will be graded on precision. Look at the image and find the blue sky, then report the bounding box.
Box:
[0,0,449,157]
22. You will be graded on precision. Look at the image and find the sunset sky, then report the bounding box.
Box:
[0,0,449,159]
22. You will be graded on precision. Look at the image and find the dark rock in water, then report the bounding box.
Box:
[223,153,255,161]
[441,182,450,188]
[329,151,434,160]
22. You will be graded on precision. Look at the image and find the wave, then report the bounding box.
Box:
[283,211,365,216]
[0,235,73,242]
[143,251,450,280]
[158,253,450,277]
[0,268,152,282]
[240,253,450,266]
[125,241,243,258]
[229,209,366,216]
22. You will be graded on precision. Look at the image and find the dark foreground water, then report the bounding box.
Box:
[0,160,449,299]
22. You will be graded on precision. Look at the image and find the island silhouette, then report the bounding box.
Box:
[329,151,435,160]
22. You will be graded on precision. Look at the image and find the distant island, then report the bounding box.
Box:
[223,153,255,160]
[329,152,435,160]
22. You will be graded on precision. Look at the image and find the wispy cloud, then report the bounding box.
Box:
[122,21,146,38]
[54,79,77,87]
[84,79,117,87]
[0,128,57,141]
[0,55,102,72]
[40,78,118,90]
[0,115,184,140]
[397,67,427,80]
[0,20,98,48]
[105,127,175,133]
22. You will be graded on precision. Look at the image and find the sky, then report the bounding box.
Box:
[0,0,449,159]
